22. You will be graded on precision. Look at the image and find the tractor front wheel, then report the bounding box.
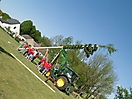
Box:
[56,76,68,91]
[45,71,50,77]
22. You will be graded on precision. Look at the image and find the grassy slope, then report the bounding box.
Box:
[0,28,75,99]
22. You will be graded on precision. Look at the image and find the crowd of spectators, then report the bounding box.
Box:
[19,43,52,76]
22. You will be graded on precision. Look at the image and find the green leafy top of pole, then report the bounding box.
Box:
[98,44,117,54]
[63,44,117,58]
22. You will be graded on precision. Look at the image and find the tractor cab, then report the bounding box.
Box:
[61,66,79,83]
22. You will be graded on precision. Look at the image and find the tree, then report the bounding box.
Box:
[0,10,2,16]
[34,30,41,42]
[20,20,33,35]
[39,36,51,47]
[62,36,73,45]
[75,52,117,99]
[49,35,74,62]
[30,25,36,38]
[114,86,132,99]
[2,12,11,20]
[20,20,42,42]
[50,35,64,46]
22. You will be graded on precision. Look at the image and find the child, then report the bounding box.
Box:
[42,62,52,75]
[29,49,38,61]
[25,47,34,59]
[19,43,29,53]
[37,57,46,70]
[39,60,47,73]
[31,51,39,62]
[23,45,31,56]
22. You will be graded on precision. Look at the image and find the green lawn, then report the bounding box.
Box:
[0,28,76,99]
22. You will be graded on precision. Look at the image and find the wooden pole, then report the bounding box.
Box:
[18,46,63,50]
[33,46,63,49]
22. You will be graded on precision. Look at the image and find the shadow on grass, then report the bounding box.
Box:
[0,46,15,59]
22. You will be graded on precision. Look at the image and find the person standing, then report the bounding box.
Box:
[42,62,52,75]
[37,57,46,70]
[19,43,29,53]
[31,51,39,62]
[28,49,38,61]
[37,48,49,69]
[39,60,48,73]
[23,45,31,56]
[25,47,34,59]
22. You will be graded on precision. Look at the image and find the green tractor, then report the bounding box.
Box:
[46,49,79,94]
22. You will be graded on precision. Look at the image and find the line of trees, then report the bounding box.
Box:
[114,86,132,99]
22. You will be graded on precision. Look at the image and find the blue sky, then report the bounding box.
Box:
[0,0,132,98]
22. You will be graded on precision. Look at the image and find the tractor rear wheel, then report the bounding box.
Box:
[56,76,68,91]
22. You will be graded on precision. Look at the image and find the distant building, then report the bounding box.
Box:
[21,35,34,46]
[0,18,20,37]
[21,34,47,56]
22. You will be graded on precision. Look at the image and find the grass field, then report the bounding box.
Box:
[0,28,76,99]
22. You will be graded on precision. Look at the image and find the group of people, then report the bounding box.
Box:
[19,43,52,75]
[19,43,55,88]
[37,57,52,76]
[36,51,57,89]
[19,43,39,62]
